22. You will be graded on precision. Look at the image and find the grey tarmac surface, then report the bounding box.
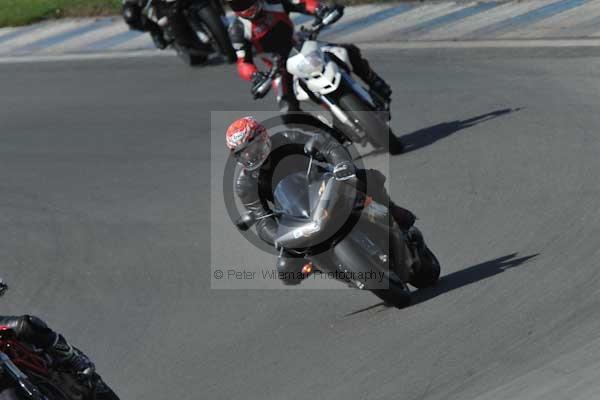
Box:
[1,46,600,400]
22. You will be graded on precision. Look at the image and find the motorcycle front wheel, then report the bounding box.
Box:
[336,89,404,154]
[370,279,411,308]
[174,44,208,66]
[410,247,441,289]
[193,5,236,63]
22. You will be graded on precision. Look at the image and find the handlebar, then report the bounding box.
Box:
[251,55,283,99]
[300,5,344,40]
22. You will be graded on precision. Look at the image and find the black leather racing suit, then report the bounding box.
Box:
[235,130,415,284]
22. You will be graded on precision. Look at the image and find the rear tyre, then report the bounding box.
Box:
[410,247,441,289]
[371,279,411,308]
[337,90,404,154]
[195,5,236,63]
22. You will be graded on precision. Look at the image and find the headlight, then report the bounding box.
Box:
[297,51,324,76]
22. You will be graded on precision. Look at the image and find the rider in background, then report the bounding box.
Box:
[227,0,393,111]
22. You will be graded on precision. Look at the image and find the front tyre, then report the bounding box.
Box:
[195,5,236,63]
[410,247,441,289]
[336,90,404,154]
[174,44,208,66]
[370,279,411,308]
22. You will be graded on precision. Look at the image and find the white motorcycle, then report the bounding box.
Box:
[255,7,404,154]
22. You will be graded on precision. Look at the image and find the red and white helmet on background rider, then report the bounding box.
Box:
[226,116,272,170]
[227,0,264,19]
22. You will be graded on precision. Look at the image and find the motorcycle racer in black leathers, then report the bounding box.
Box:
[226,116,415,285]
[227,0,393,112]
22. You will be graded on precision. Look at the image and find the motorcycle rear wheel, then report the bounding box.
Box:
[194,5,236,63]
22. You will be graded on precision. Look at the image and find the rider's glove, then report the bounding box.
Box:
[251,71,270,99]
[332,161,356,181]
[314,4,344,26]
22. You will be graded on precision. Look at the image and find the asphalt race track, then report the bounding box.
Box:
[2,47,600,400]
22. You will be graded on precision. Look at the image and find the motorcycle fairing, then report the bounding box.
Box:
[0,329,48,377]
[287,41,342,97]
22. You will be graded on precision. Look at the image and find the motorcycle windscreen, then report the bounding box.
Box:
[273,172,310,218]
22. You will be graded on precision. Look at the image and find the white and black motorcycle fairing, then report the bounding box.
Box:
[283,14,403,153]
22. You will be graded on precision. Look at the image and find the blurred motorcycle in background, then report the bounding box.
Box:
[124,0,236,65]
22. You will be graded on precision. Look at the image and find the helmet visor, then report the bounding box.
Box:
[236,1,262,19]
[234,136,271,170]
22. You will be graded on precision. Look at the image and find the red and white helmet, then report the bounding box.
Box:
[226,116,271,170]
[227,0,263,19]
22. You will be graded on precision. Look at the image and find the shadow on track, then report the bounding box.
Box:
[345,252,538,316]
[401,108,521,154]
[354,108,521,160]
[411,252,538,305]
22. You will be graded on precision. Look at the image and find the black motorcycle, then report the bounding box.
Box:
[141,0,236,65]
[237,159,440,307]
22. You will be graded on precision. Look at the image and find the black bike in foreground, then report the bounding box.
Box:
[237,158,440,307]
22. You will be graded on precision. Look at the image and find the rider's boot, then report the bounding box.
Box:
[51,334,121,399]
[367,74,392,104]
[48,334,95,376]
